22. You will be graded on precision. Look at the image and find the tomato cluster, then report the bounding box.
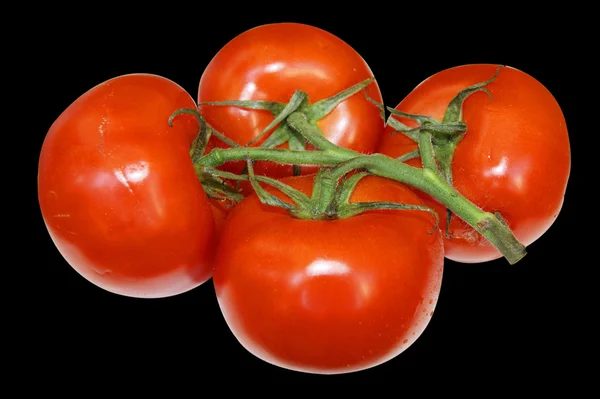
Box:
[37,23,570,374]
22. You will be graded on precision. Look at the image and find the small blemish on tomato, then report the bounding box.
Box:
[403,339,408,344]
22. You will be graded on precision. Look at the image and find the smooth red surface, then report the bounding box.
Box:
[213,175,444,374]
[38,74,217,298]
[197,22,384,183]
[377,64,571,263]
[209,198,231,234]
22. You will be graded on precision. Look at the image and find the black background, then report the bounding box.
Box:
[26,5,584,388]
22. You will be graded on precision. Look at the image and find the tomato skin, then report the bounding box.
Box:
[209,198,231,233]
[213,175,443,374]
[197,22,384,180]
[38,74,217,298]
[378,64,571,263]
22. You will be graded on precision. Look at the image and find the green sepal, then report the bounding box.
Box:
[399,122,467,140]
[169,107,209,161]
[396,148,420,163]
[306,77,375,122]
[195,167,245,203]
[288,133,307,151]
[288,131,307,177]
[168,107,240,151]
[245,159,313,212]
[386,117,419,141]
[337,201,440,233]
[443,65,501,123]
[362,89,386,122]
[335,171,369,207]
[246,91,307,146]
[387,107,440,126]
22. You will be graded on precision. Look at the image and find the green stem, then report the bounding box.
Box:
[199,147,348,169]
[246,91,307,146]
[198,145,525,264]
[363,156,525,264]
[286,112,357,154]
[194,69,527,264]
[417,132,439,173]
[309,168,339,216]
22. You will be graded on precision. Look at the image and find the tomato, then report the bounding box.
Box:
[197,22,384,184]
[38,73,217,298]
[212,174,443,374]
[377,64,571,263]
[209,198,231,233]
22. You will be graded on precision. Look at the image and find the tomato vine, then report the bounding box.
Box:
[170,67,528,265]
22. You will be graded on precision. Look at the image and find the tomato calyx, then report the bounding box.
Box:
[197,78,375,154]
[201,156,439,227]
[176,78,376,203]
[434,65,501,181]
[386,111,467,142]
[169,108,244,204]
[170,78,376,203]
[312,160,440,230]
[384,66,502,236]
[169,107,240,156]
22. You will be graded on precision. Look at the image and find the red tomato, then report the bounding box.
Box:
[212,175,443,374]
[38,74,217,298]
[377,64,571,263]
[209,198,231,233]
[197,22,384,183]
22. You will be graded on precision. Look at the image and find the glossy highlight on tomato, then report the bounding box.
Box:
[212,175,444,374]
[377,64,571,263]
[38,74,217,298]
[197,22,384,179]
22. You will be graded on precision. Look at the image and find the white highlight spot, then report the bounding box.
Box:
[306,259,350,277]
[485,156,508,177]
[113,169,133,193]
[124,161,149,183]
[113,161,149,193]
[291,259,350,286]
[240,82,257,100]
[328,115,350,144]
[264,62,284,73]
